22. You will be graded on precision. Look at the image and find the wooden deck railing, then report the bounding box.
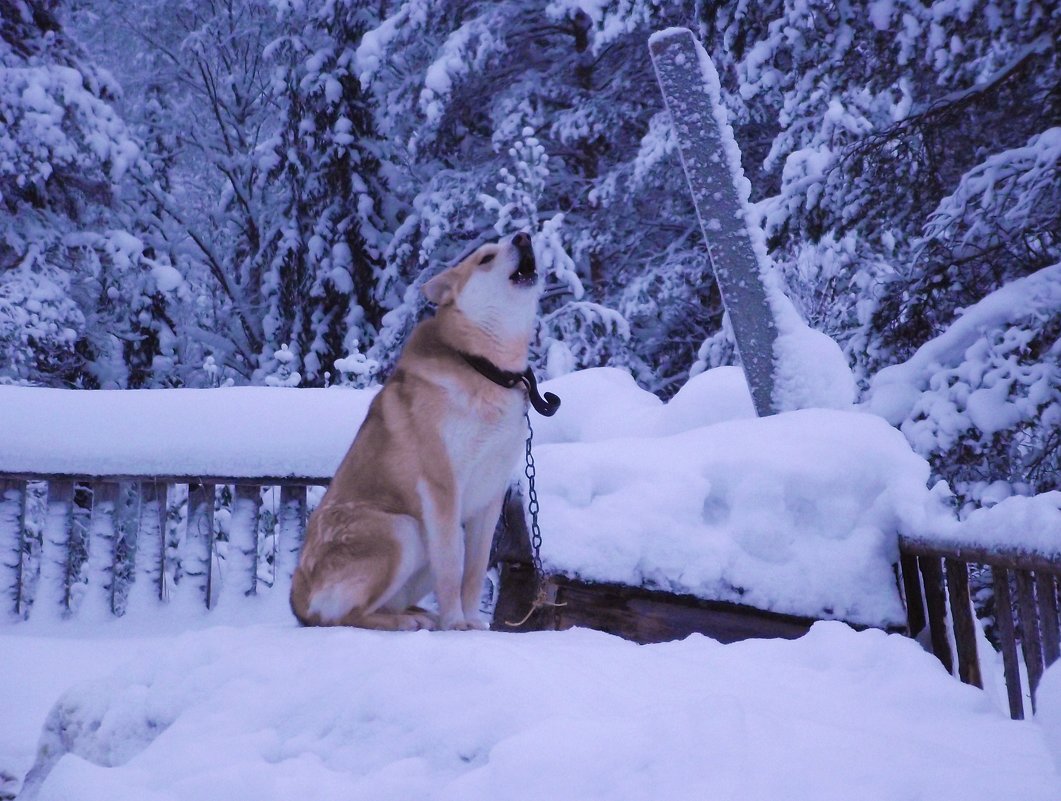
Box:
[0,474,327,619]
[898,535,1061,719]
[4,472,1058,722]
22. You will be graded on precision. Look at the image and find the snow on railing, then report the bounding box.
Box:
[0,473,325,620]
[897,535,1060,720]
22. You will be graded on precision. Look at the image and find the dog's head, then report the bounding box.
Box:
[422,232,541,339]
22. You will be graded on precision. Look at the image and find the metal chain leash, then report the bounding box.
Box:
[524,411,545,580]
[505,410,564,627]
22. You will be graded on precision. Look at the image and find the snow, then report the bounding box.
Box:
[649,28,856,413]
[0,367,956,625]
[915,491,1061,559]
[1040,660,1061,774]
[3,621,1057,801]
[0,385,377,478]
[867,262,1061,428]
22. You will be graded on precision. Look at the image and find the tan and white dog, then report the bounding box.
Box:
[290,232,542,631]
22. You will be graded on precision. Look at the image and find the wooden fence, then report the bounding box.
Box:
[898,534,1061,719]
[3,472,1058,720]
[0,474,326,619]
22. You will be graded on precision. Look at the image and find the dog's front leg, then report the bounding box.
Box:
[461,495,504,629]
[418,481,467,630]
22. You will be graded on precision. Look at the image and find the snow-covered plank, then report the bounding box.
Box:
[0,479,28,618]
[230,485,261,598]
[276,486,307,585]
[649,28,779,416]
[1017,569,1045,708]
[919,556,954,675]
[110,482,140,616]
[37,481,75,618]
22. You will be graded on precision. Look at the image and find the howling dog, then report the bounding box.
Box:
[291,232,543,631]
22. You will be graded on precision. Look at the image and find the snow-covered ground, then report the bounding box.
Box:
[3,616,1059,801]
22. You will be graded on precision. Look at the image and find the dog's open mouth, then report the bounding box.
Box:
[510,250,537,287]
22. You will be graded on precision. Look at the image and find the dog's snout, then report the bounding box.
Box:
[512,232,531,250]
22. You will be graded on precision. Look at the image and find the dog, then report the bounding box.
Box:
[290,232,542,631]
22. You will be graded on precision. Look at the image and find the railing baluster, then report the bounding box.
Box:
[992,567,1024,719]
[1015,569,1044,711]
[899,553,926,637]
[112,481,141,616]
[183,481,216,609]
[1035,571,1060,667]
[919,556,954,675]
[944,559,981,688]
[131,481,166,606]
[231,485,261,597]
[0,479,28,619]
[86,482,119,619]
[39,481,74,618]
[277,485,307,585]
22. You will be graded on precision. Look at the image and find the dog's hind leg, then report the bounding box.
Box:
[291,507,433,630]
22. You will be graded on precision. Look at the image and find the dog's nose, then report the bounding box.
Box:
[512,232,531,250]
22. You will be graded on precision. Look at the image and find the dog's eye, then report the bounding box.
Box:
[480,253,495,265]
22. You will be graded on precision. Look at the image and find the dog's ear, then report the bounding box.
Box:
[422,270,458,306]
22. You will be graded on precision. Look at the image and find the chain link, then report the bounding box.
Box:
[524,411,544,581]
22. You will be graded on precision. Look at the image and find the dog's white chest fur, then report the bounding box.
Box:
[438,379,525,516]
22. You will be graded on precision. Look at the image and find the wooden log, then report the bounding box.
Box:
[899,552,926,637]
[919,556,954,675]
[276,485,307,585]
[85,482,119,619]
[231,485,261,597]
[1016,569,1045,709]
[130,482,167,606]
[0,479,28,619]
[944,559,982,688]
[183,481,216,608]
[993,567,1024,719]
[1035,571,1060,668]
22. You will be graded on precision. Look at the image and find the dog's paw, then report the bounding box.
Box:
[462,615,490,631]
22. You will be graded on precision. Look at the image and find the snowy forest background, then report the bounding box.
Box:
[1,0,1058,512]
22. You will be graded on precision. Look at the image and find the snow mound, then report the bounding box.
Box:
[535,408,952,627]
[13,622,1059,801]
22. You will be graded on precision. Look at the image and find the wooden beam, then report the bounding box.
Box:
[900,535,1061,574]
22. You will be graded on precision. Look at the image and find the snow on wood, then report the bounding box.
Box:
[276,485,307,584]
[129,483,166,608]
[649,28,856,415]
[83,482,118,621]
[230,485,261,598]
[0,480,26,618]
[649,28,779,416]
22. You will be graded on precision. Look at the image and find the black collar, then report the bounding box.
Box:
[459,352,561,417]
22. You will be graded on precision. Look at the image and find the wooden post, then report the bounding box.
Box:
[1035,572,1060,667]
[111,481,141,616]
[39,481,75,618]
[184,481,216,608]
[86,482,119,619]
[919,556,953,674]
[276,485,307,585]
[993,567,1024,719]
[944,559,982,688]
[231,485,261,597]
[0,479,28,618]
[650,28,779,416]
[130,482,167,607]
[1015,569,1044,709]
[899,552,926,637]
